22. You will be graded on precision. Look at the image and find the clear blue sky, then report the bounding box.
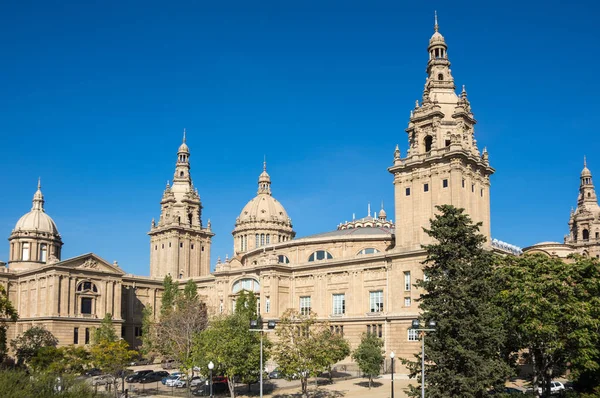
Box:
[1,1,597,275]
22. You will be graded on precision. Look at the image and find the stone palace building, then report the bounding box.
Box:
[1,17,587,370]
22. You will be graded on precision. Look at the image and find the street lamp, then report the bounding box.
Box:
[208,361,214,398]
[410,319,436,398]
[250,319,276,398]
[390,351,395,398]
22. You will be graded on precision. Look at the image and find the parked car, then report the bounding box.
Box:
[192,379,228,396]
[175,376,204,388]
[164,373,183,386]
[125,370,153,383]
[83,368,102,377]
[91,375,115,386]
[526,381,565,395]
[129,358,152,366]
[268,368,282,379]
[139,371,170,384]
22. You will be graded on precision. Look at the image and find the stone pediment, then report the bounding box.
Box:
[55,253,126,275]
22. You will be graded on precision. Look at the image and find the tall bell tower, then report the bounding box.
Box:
[149,130,214,279]
[389,13,494,251]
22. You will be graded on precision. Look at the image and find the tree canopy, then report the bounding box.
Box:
[403,205,511,398]
[10,326,58,366]
[352,333,384,388]
[0,285,18,360]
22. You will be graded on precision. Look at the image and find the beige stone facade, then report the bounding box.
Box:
[1,18,522,373]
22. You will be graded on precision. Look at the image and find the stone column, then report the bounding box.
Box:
[114,282,122,320]
[69,277,76,317]
[106,281,114,316]
[60,276,69,316]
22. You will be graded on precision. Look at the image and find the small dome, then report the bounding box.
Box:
[429,31,445,45]
[237,195,291,226]
[582,165,592,178]
[14,211,59,235]
[258,169,271,184]
[378,208,387,219]
[178,142,189,153]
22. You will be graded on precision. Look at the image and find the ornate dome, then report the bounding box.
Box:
[236,161,292,227]
[14,180,60,236]
[178,128,190,153]
[428,12,446,47]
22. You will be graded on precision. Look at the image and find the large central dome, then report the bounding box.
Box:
[232,162,295,255]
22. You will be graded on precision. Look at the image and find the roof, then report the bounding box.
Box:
[297,227,394,241]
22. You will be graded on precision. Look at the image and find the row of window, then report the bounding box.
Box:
[367,324,420,342]
[298,288,412,316]
[405,179,484,197]
[154,243,204,251]
[73,327,91,344]
[20,242,49,262]
[275,248,381,265]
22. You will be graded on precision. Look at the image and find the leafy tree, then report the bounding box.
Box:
[0,368,101,398]
[157,289,208,394]
[496,254,600,397]
[193,291,265,397]
[139,305,157,361]
[272,309,330,395]
[10,326,58,366]
[160,274,179,316]
[30,345,90,375]
[0,285,18,360]
[402,205,511,398]
[352,333,384,388]
[93,313,118,344]
[320,329,351,383]
[90,314,136,396]
[182,279,198,303]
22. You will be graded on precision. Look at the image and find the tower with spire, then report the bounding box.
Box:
[388,14,494,250]
[565,158,600,256]
[148,131,214,279]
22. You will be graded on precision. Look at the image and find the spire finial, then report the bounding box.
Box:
[584,155,587,168]
[434,10,439,32]
[263,155,267,171]
[381,200,384,210]
[368,202,371,217]
[183,128,186,143]
[37,177,41,190]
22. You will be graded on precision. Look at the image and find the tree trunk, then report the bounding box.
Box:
[531,349,540,397]
[368,375,372,389]
[328,365,333,384]
[228,378,236,398]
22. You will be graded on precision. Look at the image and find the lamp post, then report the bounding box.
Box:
[410,319,436,398]
[390,351,395,398]
[250,319,276,398]
[208,361,214,398]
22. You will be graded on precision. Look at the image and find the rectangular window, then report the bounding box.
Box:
[369,291,383,313]
[404,271,411,291]
[481,188,484,197]
[180,243,183,248]
[378,324,383,338]
[201,246,204,251]
[443,179,448,188]
[73,328,79,345]
[300,296,311,316]
[405,297,411,307]
[405,187,410,196]
[85,328,90,344]
[366,325,371,335]
[472,184,475,193]
[266,235,270,244]
[255,234,259,247]
[424,183,429,192]
[81,298,93,314]
[462,179,465,188]
[332,294,345,315]
[265,297,270,314]
[134,326,142,337]
[191,244,194,249]
[22,242,30,261]
[408,328,419,341]
[121,325,126,338]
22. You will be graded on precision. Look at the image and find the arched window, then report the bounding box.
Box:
[77,281,99,293]
[266,234,270,244]
[425,136,433,152]
[278,255,290,264]
[40,244,47,262]
[308,250,333,262]
[260,234,265,246]
[22,242,30,261]
[232,278,260,293]
[357,248,380,255]
[583,229,590,240]
[255,234,259,248]
[438,73,443,81]
[180,171,184,177]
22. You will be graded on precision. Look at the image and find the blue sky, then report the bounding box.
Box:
[0,1,598,275]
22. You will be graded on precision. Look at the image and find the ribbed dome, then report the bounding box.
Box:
[429,31,445,46]
[582,165,592,177]
[178,142,189,153]
[14,180,60,236]
[15,211,59,235]
[237,195,291,226]
[378,208,387,219]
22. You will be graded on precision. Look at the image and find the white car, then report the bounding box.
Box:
[91,375,115,386]
[164,374,184,387]
[527,381,565,395]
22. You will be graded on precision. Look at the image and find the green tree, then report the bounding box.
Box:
[182,279,198,303]
[194,312,268,398]
[403,205,511,398]
[10,326,58,366]
[496,254,600,397]
[139,305,157,361]
[160,274,179,316]
[0,285,18,360]
[352,333,384,388]
[30,345,90,375]
[320,329,351,383]
[272,309,330,395]
[92,313,118,344]
[90,314,136,396]
[0,368,100,398]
